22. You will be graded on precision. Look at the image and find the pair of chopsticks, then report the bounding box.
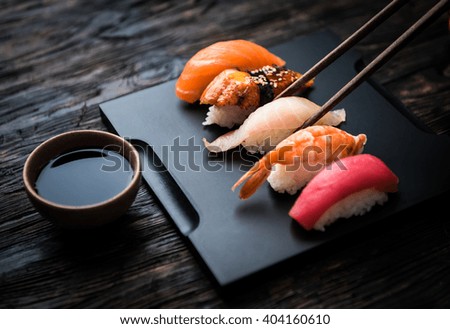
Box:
[276,0,449,129]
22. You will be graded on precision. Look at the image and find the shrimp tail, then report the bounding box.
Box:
[232,144,293,199]
[232,156,272,200]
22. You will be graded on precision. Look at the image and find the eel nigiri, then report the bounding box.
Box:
[201,66,313,128]
[232,126,367,199]
[203,97,346,154]
[175,40,285,103]
[289,154,399,231]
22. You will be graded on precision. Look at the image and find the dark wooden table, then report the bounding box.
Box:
[1,0,449,308]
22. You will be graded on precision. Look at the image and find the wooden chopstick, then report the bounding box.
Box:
[276,0,409,100]
[299,0,449,129]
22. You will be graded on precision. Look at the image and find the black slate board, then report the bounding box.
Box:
[100,31,450,286]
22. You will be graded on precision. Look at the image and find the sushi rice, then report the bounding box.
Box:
[203,105,255,129]
[313,188,388,231]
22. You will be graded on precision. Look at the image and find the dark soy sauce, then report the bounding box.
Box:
[35,148,134,206]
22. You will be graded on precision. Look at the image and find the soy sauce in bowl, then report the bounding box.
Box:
[35,148,134,207]
[23,130,142,228]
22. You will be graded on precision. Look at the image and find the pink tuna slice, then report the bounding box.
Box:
[289,154,399,230]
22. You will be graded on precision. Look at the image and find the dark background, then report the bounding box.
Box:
[1,0,449,307]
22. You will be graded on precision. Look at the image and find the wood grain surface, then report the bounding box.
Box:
[1,0,449,308]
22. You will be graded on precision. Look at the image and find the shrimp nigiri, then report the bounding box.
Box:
[232,126,367,199]
[289,154,399,231]
[201,66,313,128]
[175,40,285,103]
[203,97,346,154]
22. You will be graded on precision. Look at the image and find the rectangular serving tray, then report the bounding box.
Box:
[100,31,450,286]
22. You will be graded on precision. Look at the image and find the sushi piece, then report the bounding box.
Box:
[201,66,313,128]
[289,154,399,231]
[232,126,367,199]
[175,39,285,103]
[201,69,260,128]
[203,97,346,154]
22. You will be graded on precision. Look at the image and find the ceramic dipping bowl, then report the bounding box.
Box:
[23,130,141,228]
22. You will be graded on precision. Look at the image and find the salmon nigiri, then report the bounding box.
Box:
[289,154,399,231]
[232,126,367,199]
[175,40,285,103]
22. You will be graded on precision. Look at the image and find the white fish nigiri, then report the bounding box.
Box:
[203,96,346,153]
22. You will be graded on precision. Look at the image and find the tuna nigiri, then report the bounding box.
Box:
[232,126,367,199]
[289,154,399,231]
[201,66,313,128]
[203,97,346,154]
[175,40,285,103]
